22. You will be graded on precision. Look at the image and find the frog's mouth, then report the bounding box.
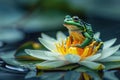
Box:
[63,24,80,31]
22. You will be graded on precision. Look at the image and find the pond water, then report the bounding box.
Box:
[0,61,120,80]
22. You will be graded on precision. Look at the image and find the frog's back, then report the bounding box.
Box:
[81,21,94,37]
[86,24,94,37]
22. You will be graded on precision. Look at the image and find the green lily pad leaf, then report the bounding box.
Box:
[15,41,44,60]
[0,51,22,66]
[0,51,42,71]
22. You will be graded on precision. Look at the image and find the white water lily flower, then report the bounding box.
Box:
[25,31,120,70]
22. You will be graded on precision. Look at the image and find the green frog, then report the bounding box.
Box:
[63,15,103,50]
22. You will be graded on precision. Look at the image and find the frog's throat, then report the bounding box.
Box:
[70,29,81,31]
[63,24,81,31]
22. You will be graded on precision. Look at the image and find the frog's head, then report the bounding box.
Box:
[63,15,84,31]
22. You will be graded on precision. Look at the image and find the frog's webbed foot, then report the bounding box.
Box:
[93,41,104,53]
[97,42,104,50]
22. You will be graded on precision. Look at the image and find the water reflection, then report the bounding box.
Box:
[1,61,120,80]
[20,70,98,80]
[0,63,102,80]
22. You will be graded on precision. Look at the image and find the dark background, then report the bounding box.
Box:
[0,0,120,44]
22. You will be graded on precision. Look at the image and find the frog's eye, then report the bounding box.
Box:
[73,16,79,22]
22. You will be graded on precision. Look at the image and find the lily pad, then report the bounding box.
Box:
[15,41,45,60]
[0,50,41,72]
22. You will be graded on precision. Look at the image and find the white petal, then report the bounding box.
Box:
[56,31,66,41]
[98,44,120,60]
[65,54,80,63]
[41,33,57,42]
[103,38,117,49]
[85,53,101,61]
[36,60,66,68]
[79,61,105,70]
[25,49,60,60]
[100,56,120,62]
[38,38,56,51]
[94,32,100,39]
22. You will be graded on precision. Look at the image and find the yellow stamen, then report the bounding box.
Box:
[86,41,96,56]
[66,37,71,48]
[67,47,78,55]
[81,47,90,57]
[55,35,100,60]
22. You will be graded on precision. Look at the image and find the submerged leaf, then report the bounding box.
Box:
[15,41,43,60]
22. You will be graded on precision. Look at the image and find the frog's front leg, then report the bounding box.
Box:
[72,32,93,48]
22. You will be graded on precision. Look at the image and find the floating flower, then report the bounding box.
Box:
[25,31,120,70]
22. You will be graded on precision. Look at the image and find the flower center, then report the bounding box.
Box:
[55,36,100,59]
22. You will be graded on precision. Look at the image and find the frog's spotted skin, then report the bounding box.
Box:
[63,15,103,50]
